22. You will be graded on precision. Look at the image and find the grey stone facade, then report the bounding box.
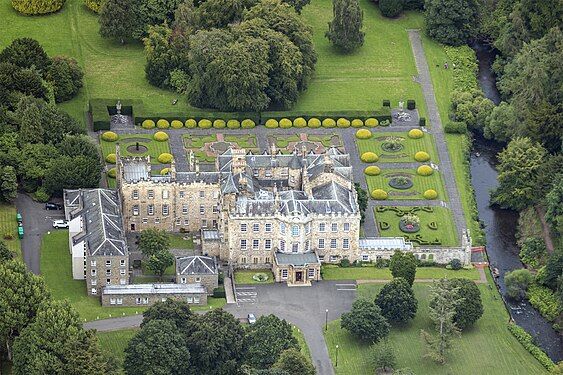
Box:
[176,255,219,294]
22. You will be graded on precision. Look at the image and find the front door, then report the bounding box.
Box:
[130,223,136,231]
[295,271,303,282]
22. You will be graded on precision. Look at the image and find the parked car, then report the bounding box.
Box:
[17,226,24,239]
[16,213,22,224]
[247,313,256,324]
[45,202,60,210]
[52,220,69,229]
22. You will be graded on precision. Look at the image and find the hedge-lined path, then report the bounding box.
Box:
[408,30,466,242]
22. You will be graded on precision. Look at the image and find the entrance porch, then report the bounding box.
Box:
[272,252,321,286]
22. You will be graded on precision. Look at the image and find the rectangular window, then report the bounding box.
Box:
[241,257,247,264]
[132,205,139,216]
[344,222,350,232]
[199,191,205,198]
[240,239,247,250]
[182,204,188,215]
[195,277,201,282]
[318,239,325,249]
[281,269,288,279]
[187,296,193,304]
[162,204,169,216]
[292,243,299,253]
[265,223,272,232]
[194,296,200,304]
[280,223,286,234]
[120,278,126,285]
[148,190,154,199]
[265,239,272,250]
[120,259,125,267]
[120,269,126,276]
[213,191,219,199]
[179,191,185,198]
[148,205,154,216]
[90,279,97,285]
[319,223,326,232]
[280,240,285,252]
[106,278,111,284]
[330,239,337,249]
[308,268,315,278]
[199,205,205,214]
[116,298,123,305]
[181,277,186,284]
[143,298,149,305]
[106,260,111,267]
[318,255,325,261]
[184,219,189,225]
[176,218,181,225]
[343,238,350,249]
[132,190,139,199]
[106,269,111,276]
[201,219,207,227]
[91,269,97,276]
[291,225,299,236]
[142,218,148,224]
[253,257,259,264]
[253,239,259,249]
[212,205,219,214]
[331,223,338,232]
[306,223,311,234]
[90,260,96,267]
[155,217,160,224]
[91,288,97,295]
[162,190,169,199]
[253,223,260,232]
[240,223,247,232]
[305,241,310,252]
[110,298,116,305]
[330,255,338,262]
[362,255,369,261]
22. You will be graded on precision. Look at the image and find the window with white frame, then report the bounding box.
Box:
[162,204,169,216]
[331,223,338,232]
[343,238,350,249]
[148,204,154,216]
[187,296,193,303]
[90,260,96,267]
[253,223,260,232]
[265,223,272,232]
[213,191,219,199]
[240,239,247,250]
[120,269,126,275]
[305,240,310,252]
[90,279,96,285]
[176,218,181,225]
[212,205,219,213]
[132,190,139,199]
[194,296,200,304]
[308,268,315,278]
[106,260,111,266]
[133,205,139,216]
[240,223,247,232]
[330,255,338,262]
[179,191,185,198]
[199,191,205,198]
[318,239,325,249]
[291,225,299,236]
[155,218,160,224]
[91,269,97,276]
[106,269,112,276]
[319,223,326,232]
[362,254,369,261]
[148,190,154,199]
[142,298,149,305]
[265,239,272,250]
[91,288,97,295]
[120,259,125,266]
[116,298,123,305]
[142,218,148,224]
[199,205,205,214]
[184,218,189,225]
[253,239,259,249]
[318,255,325,261]
[110,298,116,305]
[330,239,337,249]
[162,190,169,199]
[280,240,285,252]
[195,277,201,282]
[202,219,207,227]
[106,278,111,284]
[344,222,350,232]
[306,223,311,234]
[182,204,188,215]
[241,256,247,263]
[120,278,126,285]
[280,223,286,234]
[281,269,288,279]
[181,277,186,283]
[292,243,299,253]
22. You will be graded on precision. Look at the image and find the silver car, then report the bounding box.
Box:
[247,313,257,324]
[52,220,69,229]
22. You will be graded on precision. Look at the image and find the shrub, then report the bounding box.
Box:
[265,119,279,128]
[185,119,197,128]
[419,117,426,126]
[505,269,533,301]
[382,100,391,107]
[450,258,462,270]
[47,56,84,103]
[423,189,438,199]
[293,117,307,128]
[414,151,430,162]
[507,323,555,370]
[160,168,170,175]
[279,118,292,128]
[198,119,212,129]
[153,131,169,141]
[527,284,562,321]
[351,119,363,127]
[380,119,391,126]
[308,118,321,128]
[213,119,226,128]
[12,0,65,14]
[356,129,372,139]
[361,152,379,163]
[84,0,102,12]
[213,286,226,298]
[337,118,351,128]
[340,258,351,268]
[407,100,416,110]
[101,131,118,142]
[445,121,467,134]
[322,118,336,128]
[365,118,379,127]
[107,168,117,178]
[34,187,50,203]
[408,129,423,139]
[364,166,381,176]
[142,119,155,129]
[241,119,255,128]
[371,189,388,200]
[417,165,433,176]
[226,119,240,129]
[105,153,117,164]
[171,120,183,128]
[157,153,173,164]
[379,0,404,18]
[156,119,169,128]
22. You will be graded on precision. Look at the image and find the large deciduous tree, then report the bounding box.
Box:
[145,250,174,279]
[138,228,170,256]
[378,0,404,18]
[325,0,364,52]
[424,0,479,46]
[273,348,315,375]
[0,166,18,203]
[449,278,483,330]
[43,155,102,195]
[142,299,197,334]
[389,251,417,285]
[483,101,517,143]
[504,269,533,301]
[545,179,563,236]
[99,0,145,43]
[341,299,390,343]
[370,340,397,373]
[375,277,418,324]
[46,56,84,103]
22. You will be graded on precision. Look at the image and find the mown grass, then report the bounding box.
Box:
[100,134,171,163]
[292,325,312,361]
[324,283,548,375]
[168,233,194,249]
[97,328,138,369]
[234,269,275,285]
[356,131,439,163]
[365,169,448,201]
[0,204,21,257]
[321,264,479,281]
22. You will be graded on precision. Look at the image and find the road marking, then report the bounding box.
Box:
[236,292,257,296]
[237,287,256,290]
[337,288,357,291]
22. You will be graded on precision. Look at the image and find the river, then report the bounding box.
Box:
[470,42,563,361]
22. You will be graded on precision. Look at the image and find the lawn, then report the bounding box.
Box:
[0,204,21,256]
[321,264,480,281]
[168,233,194,250]
[324,283,548,374]
[292,325,312,361]
[374,205,457,246]
[234,269,275,285]
[366,168,448,201]
[356,131,439,163]
[100,134,171,163]
[97,328,138,367]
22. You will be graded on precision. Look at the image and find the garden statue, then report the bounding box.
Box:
[398,101,404,112]
[116,100,122,115]
[136,142,140,151]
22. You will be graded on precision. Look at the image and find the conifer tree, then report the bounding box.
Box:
[325,0,364,52]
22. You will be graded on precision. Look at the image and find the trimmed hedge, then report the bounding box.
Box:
[171,120,183,128]
[351,119,364,128]
[337,118,351,128]
[213,119,226,129]
[101,131,118,142]
[371,189,388,200]
[185,119,197,128]
[265,119,279,128]
[157,153,173,164]
[408,129,424,139]
[365,118,379,127]
[361,152,379,163]
[89,99,142,131]
[156,119,170,128]
[241,119,255,128]
[407,99,416,110]
[364,166,381,176]
[507,323,554,370]
[423,189,438,199]
[12,0,65,15]
[414,151,430,162]
[227,120,241,129]
[382,100,391,107]
[142,119,155,129]
[419,117,426,126]
[105,153,117,164]
[445,121,467,134]
[355,129,372,139]
[293,117,307,128]
[107,168,116,178]
[279,118,292,128]
[198,119,212,129]
[322,118,336,128]
[154,131,169,141]
[417,165,434,176]
[308,118,321,128]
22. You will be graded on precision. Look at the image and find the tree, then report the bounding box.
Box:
[424,0,479,46]
[58,135,99,160]
[543,251,563,290]
[99,0,144,43]
[389,251,417,286]
[145,251,174,279]
[281,0,309,13]
[370,340,397,373]
[483,101,517,143]
[43,155,102,195]
[0,241,14,262]
[245,314,299,369]
[0,260,49,360]
[141,0,182,28]
[375,277,418,324]
[173,0,198,33]
[491,137,547,210]
[46,56,84,103]
[0,166,17,203]
[124,319,190,375]
[355,183,368,223]
[194,0,250,29]
[16,96,44,144]
[141,299,195,333]
[12,300,111,375]
[504,269,533,301]
[325,0,364,52]
[0,38,51,73]
[341,299,390,343]
[519,237,547,269]
[378,0,404,18]
[139,229,170,256]
[545,179,563,235]
[449,278,483,330]
[420,279,462,364]
[273,348,315,375]
[41,104,84,145]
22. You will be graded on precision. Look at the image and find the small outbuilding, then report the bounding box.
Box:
[176,255,219,294]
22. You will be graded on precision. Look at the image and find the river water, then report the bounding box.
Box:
[470,42,563,361]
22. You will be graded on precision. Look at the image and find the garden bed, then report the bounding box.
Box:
[356,131,439,163]
[366,169,447,200]
[100,133,171,164]
[234,269,274,285]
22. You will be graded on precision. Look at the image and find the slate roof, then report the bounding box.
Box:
[176,256,218,275]
[274,252,320,266]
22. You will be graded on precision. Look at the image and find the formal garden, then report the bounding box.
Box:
[267,133,344,153]
[356,129,439,163]
[183,133,259,163]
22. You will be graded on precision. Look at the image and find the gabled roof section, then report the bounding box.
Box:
[176,256,218,275]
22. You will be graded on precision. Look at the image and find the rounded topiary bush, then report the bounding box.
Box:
[365,118,379,127]
[351,119,364,128]
[198,119,212,129]
[101,131,118,142]
[185,119,197,128]
[107,168,117,178]
[12,0,65,15]
[154,131,169,141]
[364,166,381,176]
[105,153,117,164]
[265,119,279,128]
[171,120,183,129]
[293,117,307,128]
[160,168,170,175]
[414,151,430,162]
[337,118,351,128]
[408,129,424,139]
[157,119,170,129]
[322,118,336,128]
[308,118,321,128]
[361,152,379,163]
[355,129,372,139]
[142,119,155,129]
[158,153,173,164]
[417,165,434,176]
[423,189,438,199]
[227,120,241,129]
[279,118,292,128]
[371,189,388,200]
[241,119,255,128]
[213,119,226,129]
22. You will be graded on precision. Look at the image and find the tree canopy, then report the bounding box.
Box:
[389,251,417,285]
[424,0,479,46]
[325,0,365,52]
[375,277,418,324]
[341,299,390,343]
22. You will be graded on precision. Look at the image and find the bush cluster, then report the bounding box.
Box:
[423,189,438,199]
[153,131,169,141]
[12,0,65,14]
[101,131,118,142]
[227,120,240,129]
[107,168,117,178]
[84,0,101,12]
[417,165,433,176]
[322,118,336,128]
[414,151,430,162]
[279,118,292,128]
[526,284,561,321]
[507,323,555,370]
[156,119,170,129]
[337,118,350,128]
[265,119,279,128]
[371,189,388,200]
[185,119,197,128]
[213,119,226,129]
[365,118,379,127]
[198,119,212,129]
[378,0,404,18]
[419,117,426,126]
[355,129,372,139]
[157,153,173,163]
[364,166,381,176]
[241,119,255,128]
[105,153,117,164]
[407,100,416,110]
[445,121,468,134]
[408,129,423,139]
[351,119,363,127]
[361,152,378,163]
[293,117,306,128]
[160,167,170,175]
[142,119,156,129]
[171,120,183,128]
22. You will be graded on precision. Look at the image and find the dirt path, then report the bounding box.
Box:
[535,206,555,253]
